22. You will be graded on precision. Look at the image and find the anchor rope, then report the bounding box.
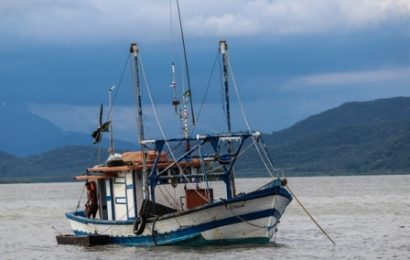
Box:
[285,184,336,245]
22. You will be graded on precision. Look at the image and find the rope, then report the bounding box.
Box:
[51,225,63,235]
[285,184,336,245]
[257,136,277,174]
[99,204,137,234]
[74,183,86,213]
[157,184,180,209]
[223,200,276,230]
[151,215,161,246]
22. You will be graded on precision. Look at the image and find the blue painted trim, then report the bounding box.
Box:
[159,181,291,220]
[171,235,270,246]
[66,211,134,225]
[126,184,133,190]
[106,195,112,201]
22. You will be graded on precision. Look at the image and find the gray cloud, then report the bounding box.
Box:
[1,0,409,45]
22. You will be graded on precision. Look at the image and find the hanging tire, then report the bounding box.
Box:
[133,217,146,235]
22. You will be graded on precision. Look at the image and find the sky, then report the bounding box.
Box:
[1,0,410,141]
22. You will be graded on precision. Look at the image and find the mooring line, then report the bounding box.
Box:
[51,225,63,235]
[286,184,336,245]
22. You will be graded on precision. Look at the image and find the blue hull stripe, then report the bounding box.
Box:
[72,207,282,246]
[67,179,292,246]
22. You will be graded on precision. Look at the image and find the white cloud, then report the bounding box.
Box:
[0,0,409,44]
[283,67,410,89]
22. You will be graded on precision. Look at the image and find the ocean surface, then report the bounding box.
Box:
[0,175,409,259]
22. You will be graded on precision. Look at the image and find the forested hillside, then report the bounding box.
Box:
[1,97,410,182]
[237,97,410,176]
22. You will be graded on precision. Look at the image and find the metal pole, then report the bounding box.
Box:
[220,40,236,197]
[130,43,150,200]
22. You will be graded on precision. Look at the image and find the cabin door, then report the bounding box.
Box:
[109,171,136,220]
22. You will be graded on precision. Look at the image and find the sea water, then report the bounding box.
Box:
[0,175,409,259]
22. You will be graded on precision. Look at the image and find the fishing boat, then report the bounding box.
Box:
[64,4,292,247]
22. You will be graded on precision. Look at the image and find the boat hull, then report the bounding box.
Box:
[66,183,292,246]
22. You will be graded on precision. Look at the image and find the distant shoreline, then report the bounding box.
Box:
[2,172,409,184]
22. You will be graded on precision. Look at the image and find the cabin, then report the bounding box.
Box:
[76,150,216,221]
[75,133,254,222]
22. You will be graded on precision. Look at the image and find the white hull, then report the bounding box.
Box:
[67,189,292,246]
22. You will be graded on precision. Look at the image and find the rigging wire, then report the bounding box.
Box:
[223,48,335,245]
[91,53,130,163]
[169,1,177,64]
[194,50,219,126]
[138,56,211,203]
[157,184,180,209]
[176,0,195,127]
[106,53,130,122]
[194,121,220,134]
[226,56,277,177]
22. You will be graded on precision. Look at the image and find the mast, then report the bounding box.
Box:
[130,43,150,200]
[220,41,232,133]
[219,40,236,197]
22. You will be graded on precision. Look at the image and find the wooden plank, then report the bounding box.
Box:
[56,234,111,246]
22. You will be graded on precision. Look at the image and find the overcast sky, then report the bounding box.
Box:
[1,0,410,140]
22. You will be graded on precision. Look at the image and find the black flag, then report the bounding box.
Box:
[91,104,111,144]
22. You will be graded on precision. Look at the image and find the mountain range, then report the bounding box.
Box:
[238,96,410,176]
[1,96,410,182]
[0,104,135,156]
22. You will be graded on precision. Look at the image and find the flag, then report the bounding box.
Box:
[91,121,111,144]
